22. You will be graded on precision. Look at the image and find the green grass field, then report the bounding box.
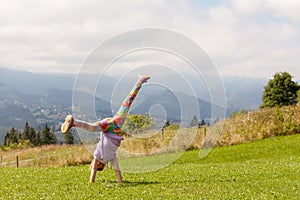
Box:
[1,134,299,199]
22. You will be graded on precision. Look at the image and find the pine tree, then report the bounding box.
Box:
[23,121,30,141]
[33,126,42,146]
[163,120,170,128]
[199,118,206,127]
[22,121,37,145]
[4,128,20,146]
[41,124,57,145]
[28,127,36,145]
[189,116,199,127]
[4,131,9,146]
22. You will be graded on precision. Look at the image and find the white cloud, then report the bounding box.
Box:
[229,0,265,15]
[0,0,300,80]
[194,1,300,80]
[266,0,300,23]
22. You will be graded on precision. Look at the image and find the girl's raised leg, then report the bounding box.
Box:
[112,75,150,128]
[61,115,102,134]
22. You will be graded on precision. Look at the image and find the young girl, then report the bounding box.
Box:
[61,75,150,183]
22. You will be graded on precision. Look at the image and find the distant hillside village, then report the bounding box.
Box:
[0,98,71,130]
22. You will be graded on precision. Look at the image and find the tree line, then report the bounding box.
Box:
[3,122,57,148]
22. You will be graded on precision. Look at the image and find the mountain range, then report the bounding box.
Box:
[0,67,268,131]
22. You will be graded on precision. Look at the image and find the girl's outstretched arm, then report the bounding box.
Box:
[111,158,122,183]
[89,158,98,183]
[115,170,122,183]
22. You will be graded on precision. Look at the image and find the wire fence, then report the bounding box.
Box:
[0,156,35,167]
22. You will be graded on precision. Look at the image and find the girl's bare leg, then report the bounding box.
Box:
[74,120,102,132]
[61,115,102,134]
[113,75,150,128]
[61,75,150,134]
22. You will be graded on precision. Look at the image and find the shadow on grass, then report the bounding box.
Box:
[107,180,160,186]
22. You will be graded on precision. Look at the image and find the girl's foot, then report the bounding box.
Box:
[61,115,74,134]
[138,75,150,84]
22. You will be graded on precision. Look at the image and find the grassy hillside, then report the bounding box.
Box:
[219,105,300,145]
[1,105,299,167]
[0,144,93,167]
[0,134,299,199]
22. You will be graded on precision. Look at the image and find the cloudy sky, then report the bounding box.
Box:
[1,0,300,80]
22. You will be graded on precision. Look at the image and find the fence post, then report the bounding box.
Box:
[16,156,19,168]
[0,155,2,163]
